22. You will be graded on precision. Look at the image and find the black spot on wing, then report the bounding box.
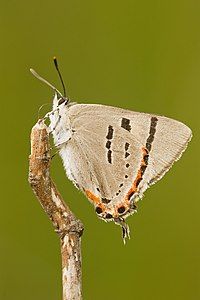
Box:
[107,150,112,164]
[125,142,130,151]
[128,191,135,200]
[135,177,142,187]
[124,142,130,158]
[143,154,149,165]
[106,125,114,164]
[96,207,103,214]
[118,206,126,214]
[146,117,158,152]
[105,213,113,219]
[125,152,130,158]
[106,125,114,140]
[106,140,111,149]
[121,118,131,132]
[102,198,111,204]
[141,164,147,175]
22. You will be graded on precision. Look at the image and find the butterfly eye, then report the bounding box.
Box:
[117,206,126,214]
[58,97,66,105]
[95,206,103,214]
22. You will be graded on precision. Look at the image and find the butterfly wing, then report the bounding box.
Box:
[58,103,192,208]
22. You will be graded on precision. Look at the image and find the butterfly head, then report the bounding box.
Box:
[52,90,69,110]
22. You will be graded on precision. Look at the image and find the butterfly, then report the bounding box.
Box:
[30,59,192,242]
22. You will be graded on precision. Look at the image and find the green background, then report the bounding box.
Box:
[1,1,199,299]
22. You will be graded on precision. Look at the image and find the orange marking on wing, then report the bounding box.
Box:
[125,147,148,202]
[85,190,105,209]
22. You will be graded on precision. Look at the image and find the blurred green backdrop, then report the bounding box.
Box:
[0,1,199,299]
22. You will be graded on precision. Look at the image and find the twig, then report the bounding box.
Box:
[28,120,84,300]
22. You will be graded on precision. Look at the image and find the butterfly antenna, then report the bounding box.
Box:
[30,68,63,98]
[53,57,67,98]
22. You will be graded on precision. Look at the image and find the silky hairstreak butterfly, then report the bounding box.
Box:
[30,59,192,242]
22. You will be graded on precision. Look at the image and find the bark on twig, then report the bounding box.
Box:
[28,120,84,300]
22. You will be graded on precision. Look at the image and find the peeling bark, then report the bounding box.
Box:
[28,121,83,300]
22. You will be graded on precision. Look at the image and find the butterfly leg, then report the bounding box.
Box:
[42,106,60,121]
[43,127,72,158]
[43,140,69,158]
[38,106,62,133]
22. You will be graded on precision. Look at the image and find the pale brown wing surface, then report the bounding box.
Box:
[63,104,192,203]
